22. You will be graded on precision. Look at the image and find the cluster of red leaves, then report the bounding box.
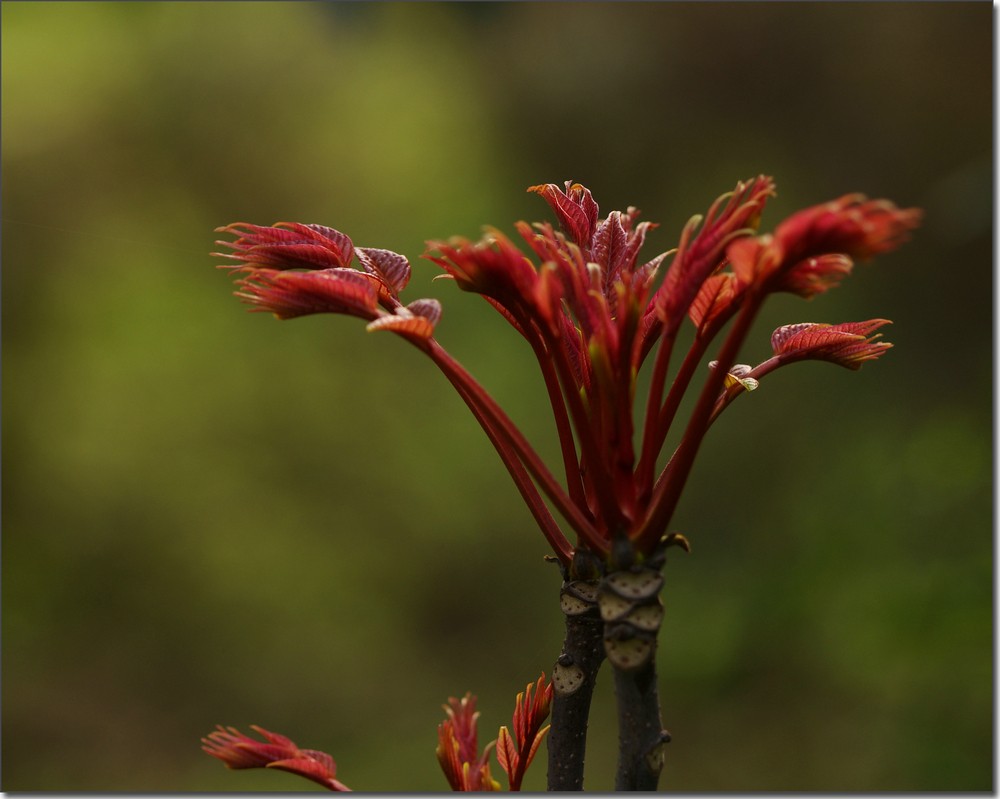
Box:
[436,693,500,791]
[213,178,920,564]
[436,674,553,792]
[216,222,441,343]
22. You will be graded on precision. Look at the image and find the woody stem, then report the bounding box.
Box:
[547,605,605,790]
[612,653,668,790]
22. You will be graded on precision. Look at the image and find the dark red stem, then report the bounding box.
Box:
[635,291,764,551]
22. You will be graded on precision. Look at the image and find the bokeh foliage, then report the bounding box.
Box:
[2,1,991,791]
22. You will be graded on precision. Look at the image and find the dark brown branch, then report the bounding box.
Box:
[547,553,606,791]
[611,655,670,790]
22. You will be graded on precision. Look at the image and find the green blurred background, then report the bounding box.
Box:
[2,1,992,791]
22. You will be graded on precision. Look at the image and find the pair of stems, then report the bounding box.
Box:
[547,556,669,791]
[548,620,666,791]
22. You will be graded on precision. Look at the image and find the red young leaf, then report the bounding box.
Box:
[290,223,356,266]
[216,222,301,244]
[202,725,350,791]
[528,182,600,248]
[495,726,519,781]
[366,311,436,341]
[355,246,411,297]
[366,297,442,339]
[726,233,783,286]
[770,319,892,369]
[616,218,659,291]
[688,272,742,333]
[653,175,776,329]
[215,222,355,270]
[425,231,540,317]
[221,242,346,272]
[268,758,351,791]
[775,253,854,298]
[774,195,922,265]
[235,268,381,320]
[524,724,551,772]
[441,693,483,768]
[407,297,443,325]
[591,211,628,283]
[769,321,819,353]
[436,720,465,791]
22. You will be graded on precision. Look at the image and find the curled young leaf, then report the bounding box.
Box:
[366,298,442,341]
[775,195,922,265]
[726,234,783,286]
[355,246,411,297]
[215,222,355,271]
[202,725,351,791]
[497,674,554,791]
[652,175,777,328]
[496,726,518,782]
[688,272,744,334]
[235,268,382,321]
[770,319,893,370]
[528,181,600,248]
[708,360,761,392]
[775,253,854,298]
[425,231,541,322]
